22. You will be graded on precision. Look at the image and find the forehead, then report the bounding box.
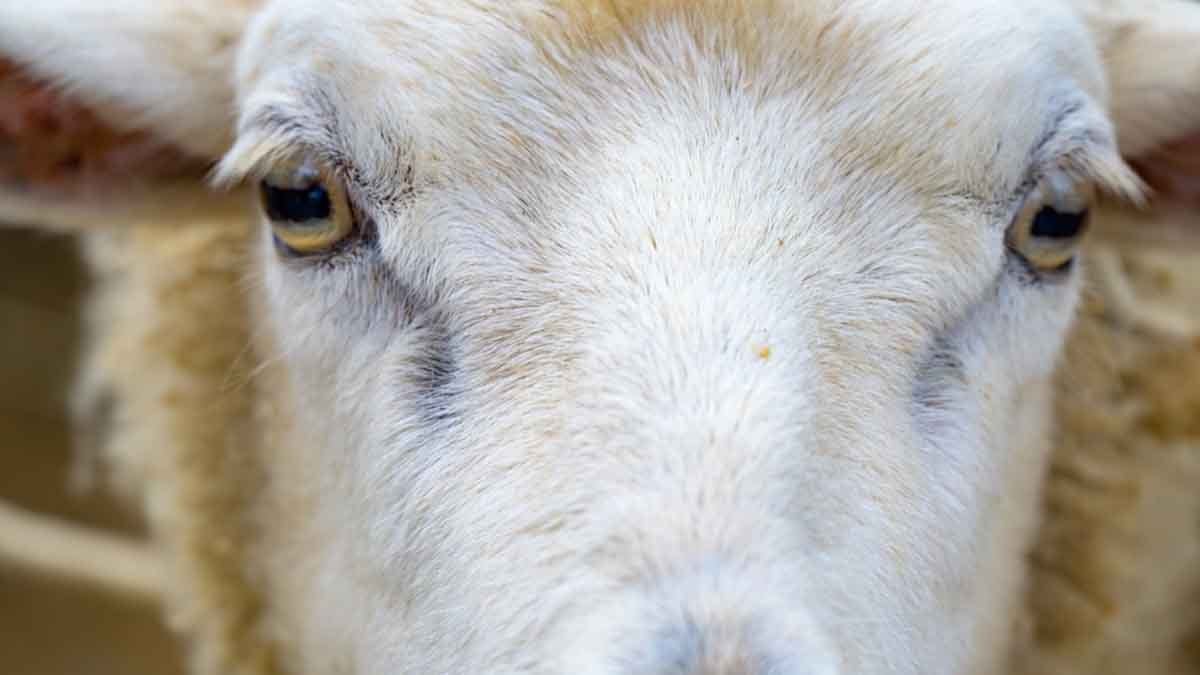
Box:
[235,0,1107,206]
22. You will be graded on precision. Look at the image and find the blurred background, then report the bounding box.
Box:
[0,227,183,675]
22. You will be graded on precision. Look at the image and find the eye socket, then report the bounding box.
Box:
[259,157,355,256]
[1006,178,1094,272]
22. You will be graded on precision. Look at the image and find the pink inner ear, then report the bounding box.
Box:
[1129,133,1200,211]
[0,58,205,196]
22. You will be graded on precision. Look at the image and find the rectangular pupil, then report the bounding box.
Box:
[264,184,331,223]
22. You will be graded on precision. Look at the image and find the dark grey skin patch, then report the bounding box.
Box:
[912,332,967,420]
[410,311,460,425]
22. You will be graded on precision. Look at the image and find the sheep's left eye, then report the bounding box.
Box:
[260,158,355,255]
[1006,179,1094,272]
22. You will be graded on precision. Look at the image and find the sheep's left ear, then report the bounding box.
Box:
[1075,0,1200,245]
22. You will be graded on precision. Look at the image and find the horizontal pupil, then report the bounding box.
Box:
[1031,206,1086,239]
[262,181,332,223]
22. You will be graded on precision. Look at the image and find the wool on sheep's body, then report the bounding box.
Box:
[73,220,279,675]
[1015,248,1200,675]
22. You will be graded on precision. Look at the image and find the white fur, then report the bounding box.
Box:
[2,1,1199,673]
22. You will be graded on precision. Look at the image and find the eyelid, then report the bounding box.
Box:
[1041,171,1093,213]
[216,109,349,190]
[1024,137,1143,209]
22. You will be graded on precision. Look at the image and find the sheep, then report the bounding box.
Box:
[0,1,1198,673]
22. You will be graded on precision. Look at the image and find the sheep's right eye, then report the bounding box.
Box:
[260,157,355,256]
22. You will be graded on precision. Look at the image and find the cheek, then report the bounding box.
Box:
[994,274,1083,379]
[258,252,464,537]
[876,274,1079,670]
[256,256,402,512]
[259,244,416,386]
[943,270,1081,465]
[251,269,436,673]
[913,264,1081,454]
[242,322,365,675]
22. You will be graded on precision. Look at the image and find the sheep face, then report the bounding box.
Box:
[227,2,1133,673]
[3,0,1199,673]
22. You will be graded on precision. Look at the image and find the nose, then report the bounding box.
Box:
[629,614,841,675]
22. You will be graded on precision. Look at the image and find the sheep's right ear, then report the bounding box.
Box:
[1092,133,1200,249]
[0,1,258,230]
[1073,0,1200,248]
